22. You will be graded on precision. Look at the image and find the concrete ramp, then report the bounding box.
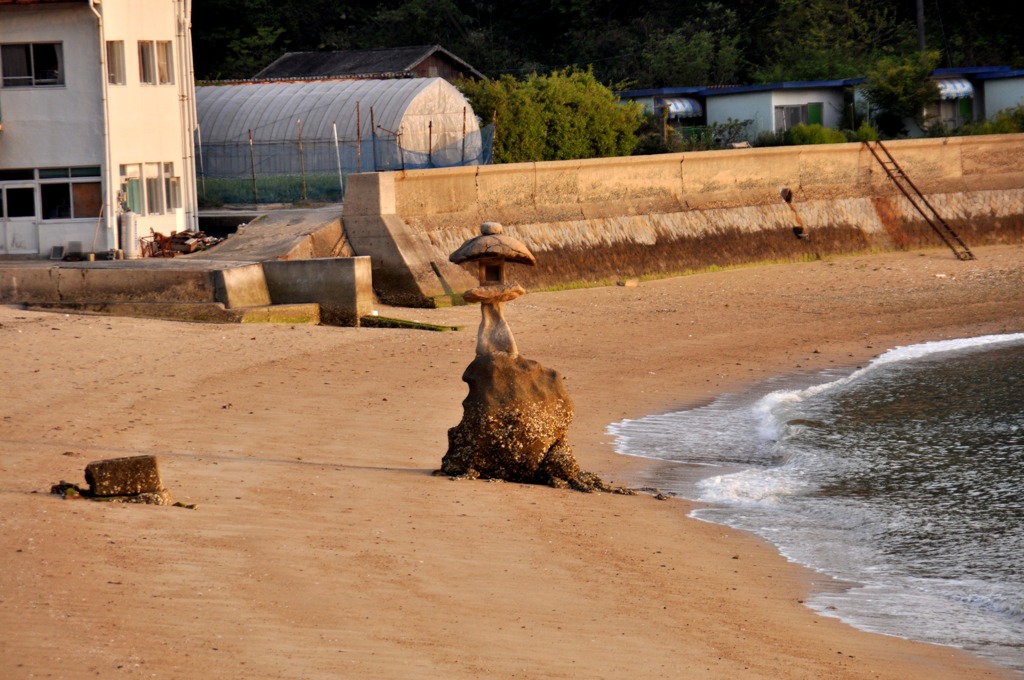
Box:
[191,208,352,262]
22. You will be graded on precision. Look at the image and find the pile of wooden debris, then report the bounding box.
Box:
[140,230,224,257]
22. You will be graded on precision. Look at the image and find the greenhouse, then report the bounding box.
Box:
[195,77,490,204]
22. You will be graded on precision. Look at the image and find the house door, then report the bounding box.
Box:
[1,185,40,255]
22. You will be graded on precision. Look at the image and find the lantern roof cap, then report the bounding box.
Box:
[449,222,536,266]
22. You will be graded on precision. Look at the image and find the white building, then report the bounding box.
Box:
[703,80,855,141]
[0,0,197,258]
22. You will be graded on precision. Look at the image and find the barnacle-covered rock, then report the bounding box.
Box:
[441,353,608,491]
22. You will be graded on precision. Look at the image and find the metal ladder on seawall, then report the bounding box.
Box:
[863,140,976,261]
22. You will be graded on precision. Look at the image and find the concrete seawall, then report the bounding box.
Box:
[341,135,1024,306]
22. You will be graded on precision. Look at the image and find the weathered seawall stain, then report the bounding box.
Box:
[341,135,1024,306]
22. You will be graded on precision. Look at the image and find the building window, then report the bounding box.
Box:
[138,41,156,84]
[106,41,126,85]
[120,164,142,213]
[138,41,173,85]
[145,163,163,214]
[0,168,34,181]
[120,163,176,215]
[775,105,803,132]
[1,42,64,87]
[71,182,103,217]
[164,163,181,210]
[2,187,36,218]
[774,102,824,132]
[39,167,102,220]
[156,41,174,84]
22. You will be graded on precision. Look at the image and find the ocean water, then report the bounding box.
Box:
[609,334,1024,675]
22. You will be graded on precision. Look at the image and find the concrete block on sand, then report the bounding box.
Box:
[85,455,163,497]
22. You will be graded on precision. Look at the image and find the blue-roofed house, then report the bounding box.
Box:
[854,66,1024,136]
[924,67,992,130]
[926,66,1024,129]
[618,79,861,143]
[614,86,706,125]
[701,79,862,141]
[619,67,1024,144]
[974,67,1024,117]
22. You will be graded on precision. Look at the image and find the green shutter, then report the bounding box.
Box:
[959,98,973,120]
[807,102,823,126]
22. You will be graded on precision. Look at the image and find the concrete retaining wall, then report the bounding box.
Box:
[0,262,271,308]
[262,256,374,326]
[341,135,1024,306]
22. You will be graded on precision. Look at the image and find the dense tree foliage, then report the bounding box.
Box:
[189,1,1024,158]
[192,0,1024,84]
[457,68,643,162]
[862,51,941,136]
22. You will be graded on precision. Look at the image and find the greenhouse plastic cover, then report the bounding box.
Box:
[196,77,481,153]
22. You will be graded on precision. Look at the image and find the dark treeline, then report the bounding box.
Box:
[192,0,1024,87]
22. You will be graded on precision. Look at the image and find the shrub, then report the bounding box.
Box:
[786,123,848,145]
[457,67,643,163]
[752,130,788,147]
[846,121,879,142]
[956,105,1024,136]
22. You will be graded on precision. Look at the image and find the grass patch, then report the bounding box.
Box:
[532,254,835,293]
[360,316,464,332]
[198,174,344,206]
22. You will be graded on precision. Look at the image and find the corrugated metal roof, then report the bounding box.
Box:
[196,77,479,148]
[253,45,485,81]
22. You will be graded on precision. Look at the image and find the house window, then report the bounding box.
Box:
[774,102,824,132]
[1,42,64,87]
[39,167,102,220]
[106,41,126,85]
[156,41,174,84]
[138,41,156,84]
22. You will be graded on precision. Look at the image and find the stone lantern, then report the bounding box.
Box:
[440,221,611,491]
[449,222,535,356]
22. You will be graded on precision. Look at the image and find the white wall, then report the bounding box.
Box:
[0,6,105,166]
[771,88,846,130]
[984,78,1024,117]
[103,0,196,239]
[705,91,774,140]
[0,0,197,257]
[0,4,107,255]
[706,88,847,141]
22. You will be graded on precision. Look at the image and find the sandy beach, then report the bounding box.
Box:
[1,244,1022,679]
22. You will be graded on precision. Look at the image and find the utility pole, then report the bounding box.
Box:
[917,0,926,51]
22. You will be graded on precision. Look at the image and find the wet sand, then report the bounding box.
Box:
[1,244,1021,679]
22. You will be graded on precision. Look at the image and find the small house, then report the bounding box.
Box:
[614,86,706,126]
[702,79,859,141]
[926,66,1024,129]
[974,68,1024,118]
